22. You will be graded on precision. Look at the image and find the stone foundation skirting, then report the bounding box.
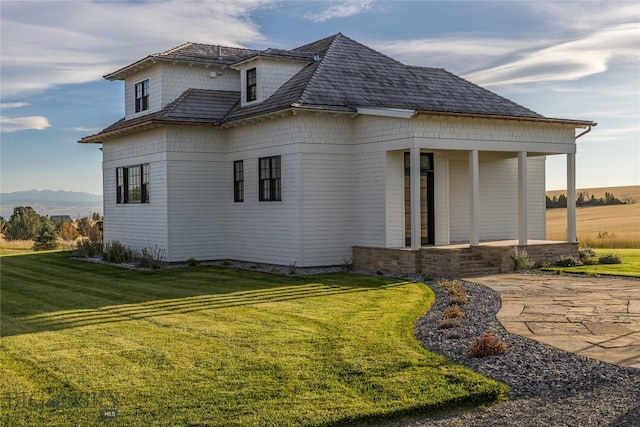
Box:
[353,242,579,277]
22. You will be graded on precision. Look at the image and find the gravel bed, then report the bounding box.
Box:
[396,278,640,427]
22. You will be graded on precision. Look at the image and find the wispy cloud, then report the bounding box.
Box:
[305,0,372,22]
[466,23,639,87]
[0,0,274,97]
[73,127,102,133]
[1,116,51,132]
[0,102,29,109]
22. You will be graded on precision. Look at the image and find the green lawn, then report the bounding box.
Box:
[543,248,640,277]
[0,252,506,426]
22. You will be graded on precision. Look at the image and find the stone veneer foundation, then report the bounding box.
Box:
[353,242,579,277]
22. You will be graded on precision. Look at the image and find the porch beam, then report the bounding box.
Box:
[518,151,528,245]
[567,153,577,243]
[469,149,480,246]
[410,147,421,250]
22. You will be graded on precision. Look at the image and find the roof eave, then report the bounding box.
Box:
[415,110,596,127]
[104,57,227,80]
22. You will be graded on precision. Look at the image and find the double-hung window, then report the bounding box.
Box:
[116,164,150,204]
[246,68,257,102]
[233,160,244,202]
[259,156,281,201]
[135,79,149,113]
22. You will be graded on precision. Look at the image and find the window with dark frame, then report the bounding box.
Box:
[234,160,244,202]
[259,156,281,201]
[116,164,150,204]
[246,68,257,102]
[135,79,149,113]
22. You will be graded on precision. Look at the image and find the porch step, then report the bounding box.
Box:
[457,252,501,276]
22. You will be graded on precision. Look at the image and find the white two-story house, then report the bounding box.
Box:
[80,33,595,274]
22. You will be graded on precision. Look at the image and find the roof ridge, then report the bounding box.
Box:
[295,34,343,105]
[155,42,193,57]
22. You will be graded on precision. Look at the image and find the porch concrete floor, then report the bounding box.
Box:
[434,239,566,249]
[465,273,640,369]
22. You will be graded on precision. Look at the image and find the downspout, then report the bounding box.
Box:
[575,124,595,140]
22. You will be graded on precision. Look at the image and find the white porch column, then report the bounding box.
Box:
[518,151,528,246]
[410,147,421,250]
[567,152,577,243]
[469,149,480,246]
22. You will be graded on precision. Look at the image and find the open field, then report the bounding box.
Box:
[542,249,640,277]
[0,252,506,426]
[546,185,640,203]
[546,204,640,248]
[0,236,36,256]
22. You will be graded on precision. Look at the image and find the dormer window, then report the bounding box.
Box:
[246,68,257,102]
[135,79,149,112]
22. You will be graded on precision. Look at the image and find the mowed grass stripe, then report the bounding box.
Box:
[1,252,507,426]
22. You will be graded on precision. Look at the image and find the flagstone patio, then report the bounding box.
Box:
[466,273,640,369]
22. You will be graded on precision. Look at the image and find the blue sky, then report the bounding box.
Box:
[1,0,638,195]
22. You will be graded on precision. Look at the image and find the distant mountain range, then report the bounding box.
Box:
[0,190,103,219]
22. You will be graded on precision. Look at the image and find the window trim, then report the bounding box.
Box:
[246,68,257,102]
[116,164,150,204]
[233,160,244,202]
[258,156,281,202]
[135,79,149,113]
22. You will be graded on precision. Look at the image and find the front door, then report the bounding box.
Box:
[404,152,434,247]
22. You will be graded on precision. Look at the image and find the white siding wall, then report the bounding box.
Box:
[527,156,546,239]
[301,153,354,265]
[448,153,470,243]
[102,129,168,253]
[227,153,301,265]
[166,160,227,261]
[353,151,387,247]
[384,151,404,247]
[415,117,576,147]
[124,68,162,120]
[160,64,240,107]
[236,60,307,108]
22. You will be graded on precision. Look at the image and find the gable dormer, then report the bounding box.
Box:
[231,49,315,108]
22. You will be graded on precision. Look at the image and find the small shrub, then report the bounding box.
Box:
[439,279,462,294]
[103,241,135,264]
[221,260,232,267]
[437,319,462,330]
[342,257,354,272]
[469,333,507,358]
[269,267,279,274]
[448,293,468,306]
[510,246,534,271]
[578,246,596,261]
[186,257,199,267]
[249,263,260,269]
[555,255,581,267]
[443,305,465,319]
[75,238,103,258]
[137,246,166,269]
[288,261,297,275]
[599,252,622,265]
